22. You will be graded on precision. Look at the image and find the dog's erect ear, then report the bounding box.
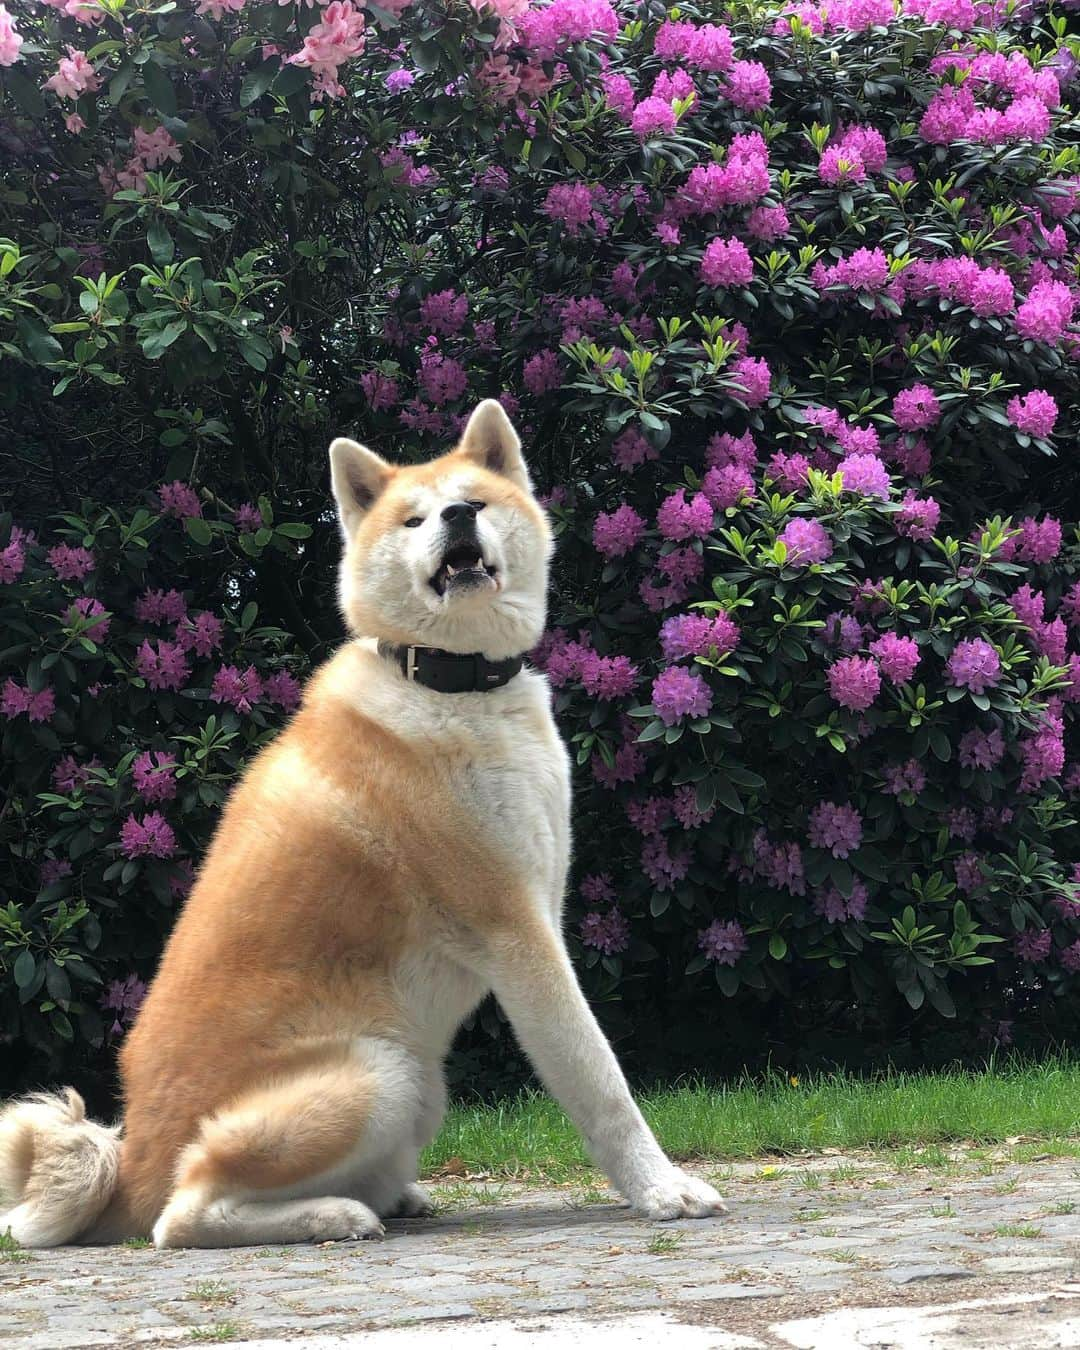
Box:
[329,438,394,536]
[457,399,532,493]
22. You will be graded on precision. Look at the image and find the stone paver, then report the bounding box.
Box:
[2,1154,1078,1349]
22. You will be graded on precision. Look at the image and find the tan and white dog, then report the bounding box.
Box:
[0,400,725,1249]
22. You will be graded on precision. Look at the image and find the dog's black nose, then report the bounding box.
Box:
[441,501,477,523]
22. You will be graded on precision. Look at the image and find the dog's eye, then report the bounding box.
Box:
[467,500,486,511]
[403,516,424,528]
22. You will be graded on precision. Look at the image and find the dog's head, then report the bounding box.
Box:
[329,400,552,659]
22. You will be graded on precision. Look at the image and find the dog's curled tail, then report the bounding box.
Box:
[0,1088,121,1247]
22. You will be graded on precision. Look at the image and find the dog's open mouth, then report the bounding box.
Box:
[430,543,497,597]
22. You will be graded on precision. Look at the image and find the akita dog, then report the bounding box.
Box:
[0,400,725,1248]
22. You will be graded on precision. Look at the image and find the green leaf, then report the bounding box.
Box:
[147,220,174,266]
[13,950,36,989]
[143,61,178,118]
[272,64,311,99]
[650,891,671,917]
[4,67,46,119]
[275,521,312,539]
[184,516,212,546]
[768,933,788,961]
[240,58,280,108]
[713,778,744,814]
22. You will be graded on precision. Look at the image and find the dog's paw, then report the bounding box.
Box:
[635,1170,727,1221]
[307,1198,385,1242]
[390,1183,436,1219]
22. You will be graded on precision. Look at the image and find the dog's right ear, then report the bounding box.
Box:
[329,438,394,536]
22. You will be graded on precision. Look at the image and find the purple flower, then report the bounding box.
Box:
[1,679,55,723]
[701,237,753,288]
[1015,516,1062,565]
[157,481,202,519]
[657,490,714,541]
[264,670,302,712]
[642,835,691,891]
[892,384,941,431]
[210,664,264,714]
[883,759,926,796]
[945,639,1000,695]
[523,350,562,397]
[1007,390,1058,438]
[673,784,716,829]
[1014,928,1051,963]
[827,655,881,711]
[0,526,28,583]
[176,610,224,658]
[659,612,739,662]
[698,919,748,966]
[611,428,658,473]
[47,544,94,582]
[67,596,110,640]
[631,95,677,139]
[702,464,754,510]
[385,68,415,94]
[779,518,832,567]
[39,858,72,888]
[954,852,985,894]
[839,454,891,499]
[100,973,147,1037]
[135,639,189,692]
[135,589,187,625]
[869,633,919,686]
[580,873,615,904]
[813,881,868,923]
[233,502,262,533]
[807,801,863,859]
[119,811,177,859]
[580,908,630,955]
[896,492,940,542]
[651,667,712,726]
[578,652,638,700]
[731,355,771,406]
[593,504,646,559]
[1061,940,1080,973]
[132,750,178,803]
[958,727,1005,770]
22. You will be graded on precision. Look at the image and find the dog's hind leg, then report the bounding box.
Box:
[152,1044,420,1249]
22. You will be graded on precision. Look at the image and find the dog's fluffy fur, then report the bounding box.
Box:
[0,401,725,1248]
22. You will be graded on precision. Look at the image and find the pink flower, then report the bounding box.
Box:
[698,919,747,965]
[211,664,264,713]
[264,670,302,712]
[52,755,96,794]
[839,454,891,499]
[233,503,262,534]
[657,490,714,541]
[819,145,867,185]
[0,526,28,583]
[673,784,716,829]
[1015,280,1074,343]
[1007,391,1058,439]
[631,95,677,139]
[289,0,366,97]
[779,518,832,567]
[959,727,1005,770]
[701,237,753,288]
[175,610,223,658]
[807,801,863,858]
[702,464,754,510]
[1019,704,1065,792]
[611,428,658,473]
[2,679,54,723]
[542,182,611,235]
[133,126,181,170]
[1015,516,1062,564]
[895,492,940,543]
[593,504,646,558]
[602,72,636,119]
[954,852,986,894]
[67,596,110,640]
[360,370,399,411]
[724,60,771,111]
[132,751,178,803]
[814,881,869,923]
[135,589,187,625]
[659,612,739,661]
[580,873,615,904]
[767,451,811,494]
[946,639,1000,694]
[749,830,805,896]
[651,667,712,725]
[100,973,147,1037]
[746,205,790,241]
[731,356,771,407]
[592,741,645,789]
[119,811,177,859]
[869,633,919,685]
[135,640,190,692]
[43,48,99,101]
[419,289,468,337]
[892,384,940,431]
[157,481,202,520]
[827,656,881,711]
[578,652,638,700]
[1060,940,1080,973]
[580,909,630,955]
[0,5,22,68]
[418,349,468,406]
[47,544,94,582]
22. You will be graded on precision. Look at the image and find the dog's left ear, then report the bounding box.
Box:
[457,400,532,494]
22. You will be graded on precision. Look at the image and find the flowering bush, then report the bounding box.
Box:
[0,499,307,1085]
[2,0,1079,1085]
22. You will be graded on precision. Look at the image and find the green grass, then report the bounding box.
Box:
[0,1230,32,1264]
[188,1324,239,1343]
[421,1059,1080,1180]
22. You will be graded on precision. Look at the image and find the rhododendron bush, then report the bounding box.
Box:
[2,0,1079,1089]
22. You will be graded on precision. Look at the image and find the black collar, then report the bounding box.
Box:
[377,641,524,694]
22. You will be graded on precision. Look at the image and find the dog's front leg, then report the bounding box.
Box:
[484,915,726,1221]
